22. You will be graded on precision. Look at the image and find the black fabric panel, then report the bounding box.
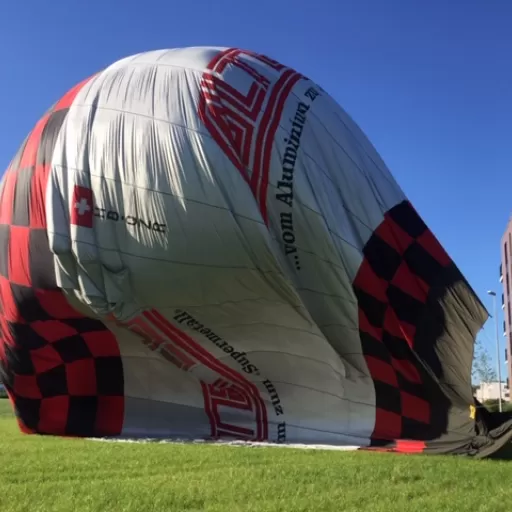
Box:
[10,323,47,350]
[37,365,67,398]
[0,345,14,387]
[4,341,35,376]
[13,397,40,430]
[353,288,387,327]
[401,417,436,439]
[381,332,413,359]
[360,331,390,361]
[66,396,98,436]
[404,242,444,285]
[37,109,69,165]
[29,229,56,289]
[363,235,401,280]
[95,357,124,395]
[53,335,92,363]
[414,263,487,404]
[12,168,33,227]
[395,373,428,398]
[387,285,424,325]
[11,285,52,322]
[408,261,487,449]
[63,317,110,333]
[368,438,394,447]
[373,381,401,414]
[388,201,427,237]
[0,225,10,278]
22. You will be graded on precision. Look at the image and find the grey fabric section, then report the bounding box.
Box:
[416,265,488,408]
[12,167,32,226]
[38,110,69,166]
[122,396,211,439]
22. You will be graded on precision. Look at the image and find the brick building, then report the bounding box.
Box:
[500,217,512,390]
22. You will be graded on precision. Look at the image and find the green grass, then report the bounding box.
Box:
[1,398,512,512]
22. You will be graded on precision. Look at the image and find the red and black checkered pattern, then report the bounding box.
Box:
[0,76,125,437]
[353,200,454,447]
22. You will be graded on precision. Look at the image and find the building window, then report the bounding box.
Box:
[506,242,509,266]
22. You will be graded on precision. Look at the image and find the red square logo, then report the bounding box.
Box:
[71,185,93,228]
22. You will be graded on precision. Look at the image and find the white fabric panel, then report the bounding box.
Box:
[45,47,407,446]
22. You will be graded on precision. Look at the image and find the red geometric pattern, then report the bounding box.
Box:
[353,200,452,447]
[119,310,269,442]
[199,48,304,224]
[125,315,195,370]
[202,378,266,441]
[0,74,126,437]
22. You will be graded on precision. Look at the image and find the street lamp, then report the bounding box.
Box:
[488,290,503,412]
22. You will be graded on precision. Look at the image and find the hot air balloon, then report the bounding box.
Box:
[0,46,510,457]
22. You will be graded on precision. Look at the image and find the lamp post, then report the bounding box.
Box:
[487,290,503,412]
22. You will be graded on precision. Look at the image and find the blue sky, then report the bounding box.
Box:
[1,0,510,371]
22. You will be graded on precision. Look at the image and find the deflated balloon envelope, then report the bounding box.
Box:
[0,46,509,457]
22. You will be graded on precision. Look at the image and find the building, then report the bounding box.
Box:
[475,381,509,403]
[500,217,512,391]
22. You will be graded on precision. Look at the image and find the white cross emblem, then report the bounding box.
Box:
[75,197,91,215]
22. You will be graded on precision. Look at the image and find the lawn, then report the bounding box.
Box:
[1,399,511,512]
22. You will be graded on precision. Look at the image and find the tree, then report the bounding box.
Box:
[472,338,497,384]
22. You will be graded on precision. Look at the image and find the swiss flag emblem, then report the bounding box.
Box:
[71,185,93,228]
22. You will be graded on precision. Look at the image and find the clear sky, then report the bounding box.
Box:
[1,0,510,372]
